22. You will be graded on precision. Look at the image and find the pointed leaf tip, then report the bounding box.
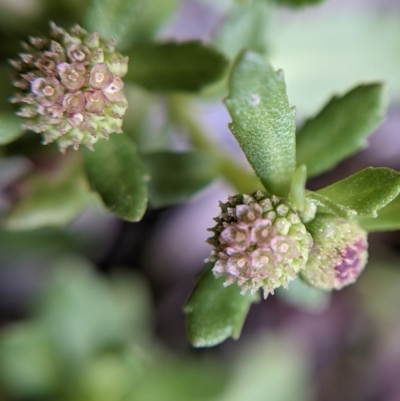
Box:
[318,167,400,217]
[297,83,387,178]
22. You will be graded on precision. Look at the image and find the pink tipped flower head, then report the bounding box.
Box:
[207,191,313,297]
[301,214,368,290]
[10,22,129,152]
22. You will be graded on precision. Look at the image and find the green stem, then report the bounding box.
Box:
[168,95,262,194]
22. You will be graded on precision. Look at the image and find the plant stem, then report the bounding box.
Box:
[168,95,262,194]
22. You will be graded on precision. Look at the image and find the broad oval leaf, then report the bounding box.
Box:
[5,167,91,231]
[225,51,296,197]
[126,42,229,92]
[358,195,400,232]
[0,113,25,145]
[84,134,148,222]
[318,167,400,217]
[296,84,387,178]
[141,151,218,208]
[184,263,259,348]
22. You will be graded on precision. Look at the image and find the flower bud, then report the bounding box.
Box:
[10,22,129,152]
[301,214,368,290]
[207,191,313,297]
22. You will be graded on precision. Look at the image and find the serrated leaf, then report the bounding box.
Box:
[84,0,141,41]
[296,84,387,178]
[225,51,296,196]
[358,195,400,231]
[125,41,229,92]
[5,166,91,231]
[318,167,400,217]
[0,113,25,145]
[141,151,218,208]
[184,263,259,348]
[84,135,148,222]
[214,0,271,59]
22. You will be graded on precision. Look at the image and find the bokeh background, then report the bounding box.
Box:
[1,0,400,400]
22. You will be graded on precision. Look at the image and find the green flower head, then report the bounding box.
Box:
[301,214,368,290]
[10,22,129,153]
[207,191,313,297]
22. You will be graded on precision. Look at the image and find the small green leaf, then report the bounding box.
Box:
[225,51,296,196]
[275,0,325,7]
[318,167,400,217]
[184,263,259,347]
[296,84,387,178]
[289,165,307,212]
[141,151,218,208]
[306,192,356,219]
[84,135,148,222]
[84,0,141,41]
[358,195,400,231]
[5,167,91,231]
[214,0,271,58]
[0,113,24,145]
[125,42,229,92]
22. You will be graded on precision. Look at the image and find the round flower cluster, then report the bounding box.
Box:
[10,22,129,152]
[207,191,313,297]
[301,214,368,290]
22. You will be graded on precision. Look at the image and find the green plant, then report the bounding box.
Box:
[1,0,400,357]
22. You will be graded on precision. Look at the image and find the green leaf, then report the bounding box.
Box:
[5,166,91,231]
[84,0,141,41]
[318,167,400,217]
[225,51,296,196]
[38,257,152,364]
[296,84,387,178]
[358,195,400,231]
[214,0,271,59]
[306,192,356,219]
[269,11,400,118]
[289,165,307,212]
[184,263,259,348]
[0,113,24,145]
[125,41,229,92]
[124,0,180,44]
[0,324,58,398]
[275,0,325,7]
[84,135,148,222]
[127,359,229,401]
[141,151,218,208]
